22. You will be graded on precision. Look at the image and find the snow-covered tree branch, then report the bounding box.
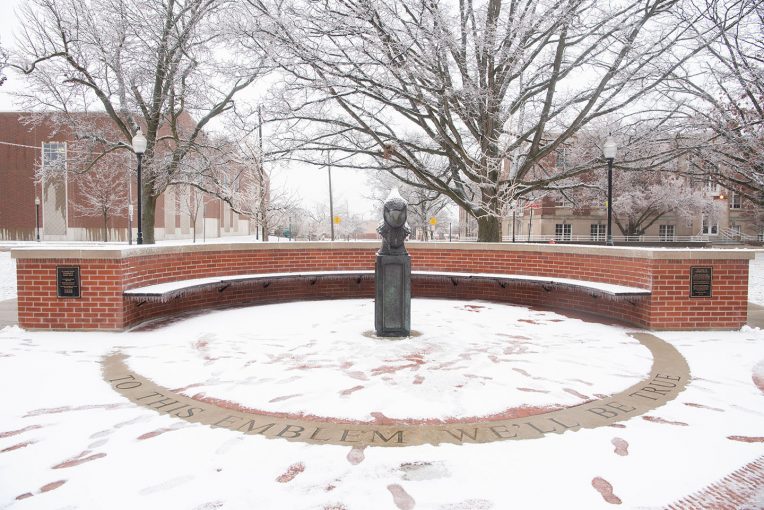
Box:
[240,0,707,241]
[665,0,763,206]
[11,0,271,243]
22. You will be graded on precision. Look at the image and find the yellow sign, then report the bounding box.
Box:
[429,217,437,226]
[333,216,341,224]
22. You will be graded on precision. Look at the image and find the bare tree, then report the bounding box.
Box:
[0,40,8,86]
[11,0,269,243]
[242,0,710,241]
[176,184,206,243]
[218,134,302,242]
[302,203,331,240]
[612,173,711,238]
[368,171,452,240]
[564,125,714,238]
[70,161,128,242]
[666,0,763,205]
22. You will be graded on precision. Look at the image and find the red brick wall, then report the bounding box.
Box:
[13,245,750,330]
[0,114,45,239]
[648,258,749,329]
[16,257,125,329]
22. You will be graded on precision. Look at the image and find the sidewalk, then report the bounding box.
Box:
[749,302,764,329]
[0,298,17,328]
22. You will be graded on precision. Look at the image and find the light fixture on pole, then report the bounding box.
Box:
[34,196,41,242]
[132,129,148,245]
[603,136,617,246]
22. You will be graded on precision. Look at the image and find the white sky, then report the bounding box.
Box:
[0,0,377,218]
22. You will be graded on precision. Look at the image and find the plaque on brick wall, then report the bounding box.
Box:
[57,266,81,298]
[690,266,712,298]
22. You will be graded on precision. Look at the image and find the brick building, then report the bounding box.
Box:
[458,149,764,244]
[0,112,256,242]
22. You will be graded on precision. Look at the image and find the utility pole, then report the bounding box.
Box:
[258,105,266,241]
[327,152,335,241]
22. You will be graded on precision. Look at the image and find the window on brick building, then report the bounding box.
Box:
[703,170,721,194]
[702,216,718,235]
[590,224,606,241]
[555,147,567,170]
[41,142,68,236]
[659,224,675,242]
[555,223,572,240]
[43,142,66,169]
[729,191,741,209]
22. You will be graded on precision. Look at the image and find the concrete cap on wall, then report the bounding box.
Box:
[10,241,757,261]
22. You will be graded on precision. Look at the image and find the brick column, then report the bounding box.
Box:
[16,257,126,330]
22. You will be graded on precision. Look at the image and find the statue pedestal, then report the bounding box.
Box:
[375,253,411,337]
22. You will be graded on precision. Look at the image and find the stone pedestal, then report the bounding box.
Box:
[375,254,411,337]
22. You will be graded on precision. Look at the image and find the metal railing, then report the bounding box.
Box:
[718,227,758,243]
[444,234,710,243]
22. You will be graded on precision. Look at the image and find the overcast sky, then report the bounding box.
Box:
[0,0,377,219]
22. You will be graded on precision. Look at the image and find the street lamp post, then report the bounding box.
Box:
[512,208,516,242]
[128,204,134,245]
[132,129,147,245]
[603,136,617,247]
[34,196,40,242]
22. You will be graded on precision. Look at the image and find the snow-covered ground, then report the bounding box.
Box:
[126,300,651,420]
[1,298,763,509]
[0,246,762,507]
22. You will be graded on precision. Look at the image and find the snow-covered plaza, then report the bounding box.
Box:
[0,250,763,509]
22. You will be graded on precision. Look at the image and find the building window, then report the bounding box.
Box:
[43,142,67,169]
[730,191,741,209]
[555,148,567,170]
[41,142,68,236]
[702,216,718,235]
[590,224,606,241]
[555,223,572,241]
[659,225,675,242]
[704,172,720,194]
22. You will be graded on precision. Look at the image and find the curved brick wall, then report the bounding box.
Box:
[12,242,752,330]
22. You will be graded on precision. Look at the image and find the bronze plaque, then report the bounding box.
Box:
[690,266,712,298]
[57,266,81,298]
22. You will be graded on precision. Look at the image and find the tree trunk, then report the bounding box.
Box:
[142,192,158,244]
[102,211,108,242]
[261,210,269,242]
[477,216,501,242]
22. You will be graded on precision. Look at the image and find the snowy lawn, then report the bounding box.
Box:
[1,299,763,509]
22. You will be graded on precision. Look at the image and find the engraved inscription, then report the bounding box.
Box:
[56,266,81,298]
[690,266,712,298]
[102,333,690,447]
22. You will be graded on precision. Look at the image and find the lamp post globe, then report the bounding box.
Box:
[132,129,147,245]
[603,136,617,246]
